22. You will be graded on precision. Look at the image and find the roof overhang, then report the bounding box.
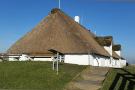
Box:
[48,49,64,55]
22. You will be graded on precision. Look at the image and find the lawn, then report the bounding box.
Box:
[0,61,88,89]
[103,66,135,90]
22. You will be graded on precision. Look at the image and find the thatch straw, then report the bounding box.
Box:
[94,36,123,59]
[7,9,111,57]
[113,44,121,51]
[94,36,113,46]
[112,50,121,59]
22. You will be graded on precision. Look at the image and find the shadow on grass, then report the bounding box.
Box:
[109,68,135,90]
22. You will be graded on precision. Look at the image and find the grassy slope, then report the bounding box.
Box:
[103,66,135,90]
[0,61,88,89]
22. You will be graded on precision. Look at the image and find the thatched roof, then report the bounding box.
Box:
[93,36,123,59]
[29,51,59,57]
[120,56,125,59]
[7,8,111,57]
[0,54,21,56]
[113,44,121,51]
[94,36,113,46]
[112,50,121,59]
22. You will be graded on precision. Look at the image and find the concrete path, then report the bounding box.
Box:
[68,66,110,90]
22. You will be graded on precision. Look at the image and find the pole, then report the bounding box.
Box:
[81,12,83,25]
[52,52,54,70]
[59,0,60,9]
[57,52,59,75]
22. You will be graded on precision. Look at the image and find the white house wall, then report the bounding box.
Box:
[101,58,105,66]
[3,57,9,61]
[3,56,20,61]
[116,59,120,66]
[115,51,121,56]
[9,57,15,61]
[33,57,53,61]
[105,58,110,67]
[1,53,123,68]
[92,54,110,67]
[90,54,94,66]
[64,54,110,67]
[104,46,111,55]
[65,54,89,65]
[112,58,115,66]
[19,54,29,61]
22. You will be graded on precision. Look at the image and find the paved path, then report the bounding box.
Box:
[68,66,110,90]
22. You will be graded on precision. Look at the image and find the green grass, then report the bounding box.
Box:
[103,66,135,90]
[0,61,88,89]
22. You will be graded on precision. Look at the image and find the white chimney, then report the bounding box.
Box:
[75,16,79,23]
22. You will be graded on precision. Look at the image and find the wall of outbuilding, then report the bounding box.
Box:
[64,54,89,65]
[64,54,110,67]
[3,56,20,61]
[33,57,53,61]
[1,53,123,68]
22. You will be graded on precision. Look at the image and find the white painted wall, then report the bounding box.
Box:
[3,56,9,61]
[90,54,94,66]
[33,57,53,61]
[3,56,20,61]
[115,50,121,56]
[104,46,111,55]
[93,55,109,67]
[65,54,89,65]
[19,54,29,61]
[105,58,110,67]
[101,58,105,66]
[103,42,113,67]
[65,54,110,67]
[94,57,98,66]
[93,55,101,66]
[1,53,123,68]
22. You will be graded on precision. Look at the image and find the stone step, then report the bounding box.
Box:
[73,80,101,90]
[83,74,105,81]
[91,70,108,75]
[90,66,110,71]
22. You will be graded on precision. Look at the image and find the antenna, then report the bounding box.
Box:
[95,31,97,36]
[81,12,83,25]
[59,0,60,9]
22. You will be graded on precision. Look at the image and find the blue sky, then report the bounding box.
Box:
[0,0,135,63]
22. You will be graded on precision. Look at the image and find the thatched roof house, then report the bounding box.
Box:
[94,36,123,59]
[7,9,111,57]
